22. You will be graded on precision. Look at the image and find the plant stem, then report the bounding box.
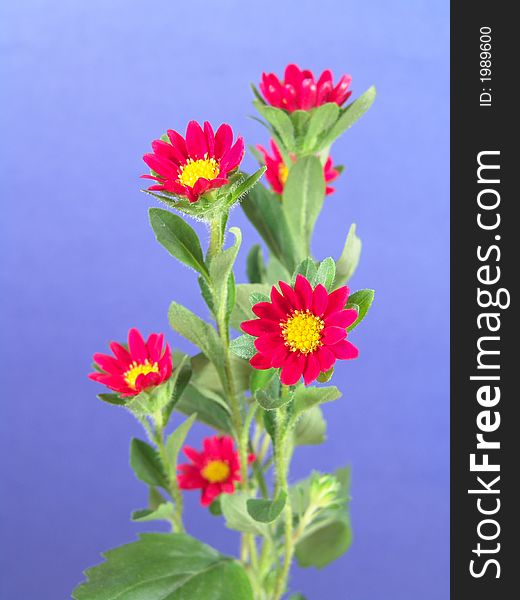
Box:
[270,404,293,600]
[153,418,185,533]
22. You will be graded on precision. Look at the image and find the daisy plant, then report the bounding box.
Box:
[74,64,375,600]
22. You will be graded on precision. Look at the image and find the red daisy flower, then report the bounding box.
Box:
[257,139,340,196]
[88,328,173,398]
[241,275,359,386]
[178,436,254,506]
[142,121,245,203]
[259,64,352,112]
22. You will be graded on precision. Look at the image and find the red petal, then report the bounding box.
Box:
[93,353,124,374]
[252,301,281,321]
[331,339,359,360]
[128,328,147,362]
[204,121,215,157]
[185,121,207,159]
[325,308,358,329]
[250,353,273,370]
[201,483,222,506]
[317,346,336,372]
[255,333,282,353]
[214,123,233,158]
[271,345,290,368]
[270,286,291,317]
[294,274,313,309]
[280,352,305,385]
[219,137,245,173]
[279,280,301,310]
[303,353,321,385]
[323,286,349,317]
[322,326,347,345]
[312,284,329,316]
[166,129,188,160]
[183,446,205,466]
[241,318,278,336]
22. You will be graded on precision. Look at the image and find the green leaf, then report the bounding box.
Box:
[250,368,277,394]
[253,101,296,150]
[190,351,251,395]
[225,166,266,207]
[315,257,336,291]
[288,594,308,600]
[175,383,232,433]
[148,486,166,510]
[320,85,376,148]
[230,283,271,331]
[292,257,317,286]
[130,438,168,489]
[304,103,340,151]
[295,516,352,569]
[246,244,266,284]
[149,208,208,278]
[168,302,225,383]
[220,492,268,536]
[289,110,312,147]
[346,289,375,331]
[72,533,254,600]
[165,413,197,478]
[316,367,334,383]
[247,492,286,523]
[293,406,326,446]
[97,393,126,406]
[265,254,292,284]
[241,183,298,273]
[334,224,362,286]
[293,385,342,415]
[230,334,256,360]
[131,502,176,524]
[254,374,290,412]
[291,468,353,569]
[282,156,325,258]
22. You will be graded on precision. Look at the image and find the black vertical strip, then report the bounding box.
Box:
[451,3,516,598]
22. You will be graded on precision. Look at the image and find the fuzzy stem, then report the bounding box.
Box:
[153,416,185,533]
[272,404,295,600]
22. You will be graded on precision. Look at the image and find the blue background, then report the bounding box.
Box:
[1,0,449,598]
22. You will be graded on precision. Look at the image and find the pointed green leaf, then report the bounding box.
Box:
[292,257,317,286]
[131,502,176,524]
[293,385,342,414]
[165,413,197,478]
[293,406,326,446]
[334,224,362,286]
[149,208,208,278]
[253,101,295,149]
[241,183,298,273]
[226,166,266,207]
[175,384,232,433]
[282,156,325,257]
[246,244,266,284]
[168,302,225,383]
[97,393,126,406]
[320,86,376,148]
[315,257,336,291]
[130,438,168,489]
[304,103,340,151]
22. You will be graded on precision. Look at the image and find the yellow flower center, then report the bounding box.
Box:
[201,460,231,483]
[278,162,289,186]
[123,360,159,390]
[281,310,324,354]
[178,156,220,188]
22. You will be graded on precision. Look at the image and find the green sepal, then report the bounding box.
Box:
[346,289,375,331]
[246,244,266,284]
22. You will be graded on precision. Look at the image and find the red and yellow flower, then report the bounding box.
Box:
[241,275,359,386]
[257,139,340,196]
[142,121,245,203]
[178,436,254,506]
[259,64,352,112]
[89,328,172,397]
